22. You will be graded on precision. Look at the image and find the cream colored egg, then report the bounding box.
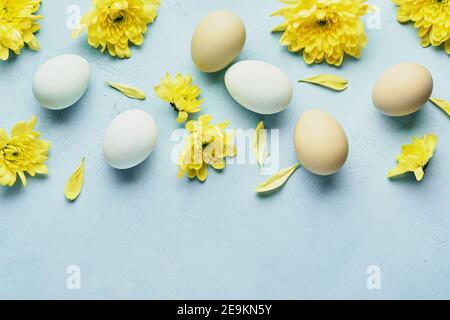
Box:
[103,110,158,170]
[225,60,292,114]
[191,10,246,73]
[372,63,433,116]
[294,109,349,176]
[33,54,90,110]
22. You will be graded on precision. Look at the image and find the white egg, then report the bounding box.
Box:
[103,110,158,170]
[224,60,292,114]
[32,54,90,110]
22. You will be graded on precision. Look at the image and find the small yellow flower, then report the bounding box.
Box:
[0,116,50,187]
[154,73,204,123]
[388,134,438,182]
[73,0,160,59]
[177,115,236,182]
[0,0,42,61]
[393,0,450,54]
[271,0,370,66]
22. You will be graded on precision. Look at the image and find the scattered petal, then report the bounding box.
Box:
[256,163,300,193]
[65,158,85,201]
[299,74,349,91]
[429,98,450,117]
[106,81,146,100]
[253,121,268,168]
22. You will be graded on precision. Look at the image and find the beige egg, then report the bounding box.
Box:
[191,10,246,73]
[294,110,349,176]
[372,63,433,116]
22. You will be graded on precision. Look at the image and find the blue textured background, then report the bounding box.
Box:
[0,0,449,299]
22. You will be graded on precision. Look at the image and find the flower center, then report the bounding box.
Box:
[436,0,447,3]
[314,6,339,27]
[2,144,21,160]
[316,9,328,25]
[110,10,126,24]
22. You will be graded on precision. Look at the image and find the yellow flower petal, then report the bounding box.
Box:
[299,74,349,91]
[253,121,268,168]
[176,111,189,123]
[414,167,424,182]
[387,166,408,179]
[0,128,8,149]
[71,24,87,39]
[18,171,27,187]
[65,158,85,201]
[256,163,300,193]
[197,164,208,182]
[106,81,146,100]
[11,116,37,137]
[272,24,286,32]
[429,98,450,117]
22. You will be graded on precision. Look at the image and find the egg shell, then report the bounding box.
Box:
[32,54,90,110]
[372,63,433,117]
[103,110,158,170]
[225,60,292,115]
[294,109,349,176]
[191,10,246,73]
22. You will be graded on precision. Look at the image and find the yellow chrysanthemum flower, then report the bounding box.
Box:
[73,0,160,59]
[154,73,204,123]
[177,115,236,182]
[393,0,450,54]
[0,0,42,61]
[388,134,438,182]
[0,116,50,187]
[272,0,370,66]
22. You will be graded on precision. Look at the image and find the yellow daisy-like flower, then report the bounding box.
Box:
[388,134,438,182]
[177,115,236,182]
[154,73,204,123]
[0,0,42,61]
[73,0,160,59]
[393,0,450,54]
[271,0,370,66]
[0,116,50,187]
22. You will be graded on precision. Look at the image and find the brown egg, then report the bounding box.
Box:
[294,110,349,176]
[191,10,246,73]
[372,63,433,116]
